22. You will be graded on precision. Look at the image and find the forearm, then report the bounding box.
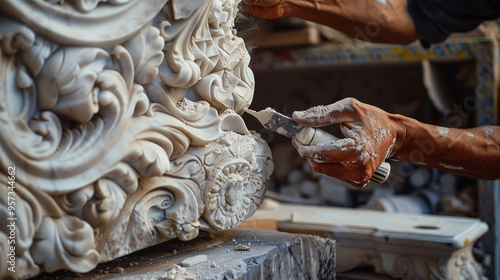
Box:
[280,0,419,44]
[391,115,500,180]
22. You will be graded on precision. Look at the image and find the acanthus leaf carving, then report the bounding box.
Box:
[0,178,42,279]
[82,178,127,228]
[123,25,164,85]
[31,215,99,273]
[36,47,109,123]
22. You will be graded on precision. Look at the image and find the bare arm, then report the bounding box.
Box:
[241,0,420,44]
[293,98,500,187]
[393,117,500,180]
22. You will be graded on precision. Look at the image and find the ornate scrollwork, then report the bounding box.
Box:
[155,0,255,113]
[0,0,272,278]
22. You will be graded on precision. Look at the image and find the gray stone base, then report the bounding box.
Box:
[34,229,336,280]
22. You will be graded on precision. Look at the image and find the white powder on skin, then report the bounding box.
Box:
[384,138,396,160]
[295,138,356,157]
[293,98,354,124]
[440,163,464,170]
[437,127,449,137]
[359,151,370,160]
[342,125,373,160]
[467,132,474,139]
[484,127,494,137]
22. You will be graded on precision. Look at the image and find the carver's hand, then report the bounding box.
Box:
[240,0,287,19]
[240,0,419,45]
[292,98,405,188]
[240,0,390,24]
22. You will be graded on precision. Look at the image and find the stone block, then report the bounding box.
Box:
[35,229,336,280]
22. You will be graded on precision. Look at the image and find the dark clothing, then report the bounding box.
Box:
[407,0,500,46]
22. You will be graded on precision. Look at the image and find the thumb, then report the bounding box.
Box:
[292,98,356,127]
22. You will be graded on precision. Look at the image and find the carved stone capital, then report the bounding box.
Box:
[0,1,272,278]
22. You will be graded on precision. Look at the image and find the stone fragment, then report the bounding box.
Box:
[180,255,208,267]
[234,244,251,251]
[110,266,124,273]
[162,265,195,280]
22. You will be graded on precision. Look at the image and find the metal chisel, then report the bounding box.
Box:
[244,107,390,184]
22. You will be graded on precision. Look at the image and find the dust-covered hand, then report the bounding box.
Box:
[292,98,405,188]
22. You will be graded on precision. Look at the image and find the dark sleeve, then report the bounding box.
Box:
[407,0,500,46]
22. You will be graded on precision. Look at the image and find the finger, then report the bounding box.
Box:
[242,0,281,7]
[300,139,358,163]
[308,160,369,188]
[292,97,357,127]
[307,160,344,177]
[240,3,284,18]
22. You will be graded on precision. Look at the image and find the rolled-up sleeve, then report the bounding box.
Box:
[407,0,500,46]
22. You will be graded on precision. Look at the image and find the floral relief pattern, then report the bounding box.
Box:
[0,0,273,279]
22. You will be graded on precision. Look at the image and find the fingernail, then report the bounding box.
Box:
[293,111,307,119]
[313,154,324,163]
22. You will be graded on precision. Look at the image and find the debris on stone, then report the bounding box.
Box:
[234,244,250,251]
[161,264,195,280]
[210,262,217,268]
[180,255,208,267]
[110,266,124,274]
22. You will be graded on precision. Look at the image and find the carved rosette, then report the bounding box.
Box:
[0,0,272,279]
[203,131,270,230]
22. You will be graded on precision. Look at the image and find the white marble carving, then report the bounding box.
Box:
[0,1,273,278]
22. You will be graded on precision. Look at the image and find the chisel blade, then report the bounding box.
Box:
[244,108,305,139]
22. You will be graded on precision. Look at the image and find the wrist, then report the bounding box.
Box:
[388,113,411,159]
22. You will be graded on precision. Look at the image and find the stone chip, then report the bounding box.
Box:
[180,255,208,267]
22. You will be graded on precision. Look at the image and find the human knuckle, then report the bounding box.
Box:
[342,97,355,106]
